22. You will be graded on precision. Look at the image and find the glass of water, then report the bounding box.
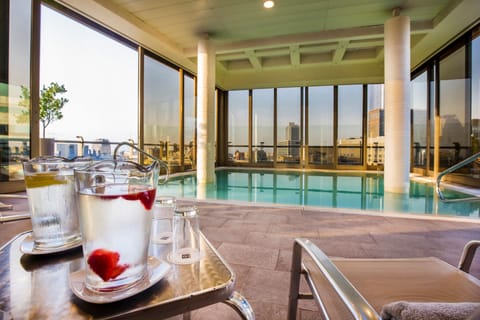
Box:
[23,156,91,250]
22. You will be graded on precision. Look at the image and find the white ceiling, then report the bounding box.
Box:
[57,0,480,89]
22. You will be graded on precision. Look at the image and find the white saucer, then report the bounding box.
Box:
[69,256,171,304]
[20,233,82,255]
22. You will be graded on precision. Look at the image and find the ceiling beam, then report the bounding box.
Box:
[245,50,262,70]
[184,20,433,57]
[290,45,300,67]
[332,41,349,64]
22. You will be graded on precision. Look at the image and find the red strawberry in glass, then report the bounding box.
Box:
[87,248,129,281]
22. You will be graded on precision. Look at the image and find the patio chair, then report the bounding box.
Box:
[288,238,480,320]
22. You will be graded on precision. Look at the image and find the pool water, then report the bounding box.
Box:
[157,169,480,218]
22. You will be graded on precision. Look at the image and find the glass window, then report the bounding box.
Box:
[40,5,138,159]
[429,66,436,171]
[1,0,31,187]
[144,56,179,169]
[337,85,363,165]
[277,87,301,164]
[228,90,249,162]
[472,29,480,155]
[252,89,273,163]
[439,46,469,169]
[184,74,195,170]
[411,72,428,168]
[308,86,334,165]
[366,84,384,166]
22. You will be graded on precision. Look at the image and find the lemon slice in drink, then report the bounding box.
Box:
[24,172,69,188]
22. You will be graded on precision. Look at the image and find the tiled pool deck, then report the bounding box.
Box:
[1,196,479,319]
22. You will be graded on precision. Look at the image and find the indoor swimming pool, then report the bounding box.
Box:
[157,168,480,218]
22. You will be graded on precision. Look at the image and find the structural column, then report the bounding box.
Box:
[197,35,216,185]
[384,12,411,194]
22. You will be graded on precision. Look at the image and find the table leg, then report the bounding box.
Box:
[222,291,255,320]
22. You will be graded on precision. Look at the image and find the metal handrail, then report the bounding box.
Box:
[436,151,480,202]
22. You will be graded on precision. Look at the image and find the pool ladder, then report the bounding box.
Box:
[435,151,480,202]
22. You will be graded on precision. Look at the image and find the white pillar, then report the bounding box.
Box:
[197,35,216,185]
[384,14,411,194]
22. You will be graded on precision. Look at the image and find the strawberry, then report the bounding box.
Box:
[87,248,129,281]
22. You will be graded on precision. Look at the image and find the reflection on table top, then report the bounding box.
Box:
[0,231,236,319]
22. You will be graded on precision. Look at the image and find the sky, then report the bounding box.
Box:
[40,5,138,143]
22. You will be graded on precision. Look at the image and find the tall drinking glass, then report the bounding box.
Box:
[151,196,176,244]
[23,156,91,250]
[169,206,202,264]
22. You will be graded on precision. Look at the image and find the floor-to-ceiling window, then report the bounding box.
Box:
[337,85,363,165]
[439,45,469,170]
[307,86,334,166]
[40,4,138,159]
[429,65,437,172]
[252,89,273,164]
[228,90,249,163]
[366,84,384,168]
[277,87,301,165]
[144,56,180,170]
[411,71,428,169]
[472,27,480,152]
[0,0,32,192]
[184,74,195,170]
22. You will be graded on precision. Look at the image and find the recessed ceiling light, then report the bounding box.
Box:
[264,0,274,9]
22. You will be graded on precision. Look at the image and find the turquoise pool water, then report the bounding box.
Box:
[157,169,480,218]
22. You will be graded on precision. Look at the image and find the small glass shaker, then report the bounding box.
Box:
[151,196,176,244]
[169,206,202,264]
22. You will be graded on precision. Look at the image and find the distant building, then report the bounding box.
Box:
[277,122,301,161]
[56,143,78,158]
[277,140,300,160]
[366,108,385,166]
[285,122,300,141]
[337,138,363,164]
[368,108,384,138]
[99,139,112,158]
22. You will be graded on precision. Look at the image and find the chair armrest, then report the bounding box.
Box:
[458,240,480,273]
[292,238,381,320]
[0,194,28,199]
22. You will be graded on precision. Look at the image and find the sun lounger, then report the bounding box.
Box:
[288,239,480,320]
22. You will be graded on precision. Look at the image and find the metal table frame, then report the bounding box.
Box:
[0,231,254,319]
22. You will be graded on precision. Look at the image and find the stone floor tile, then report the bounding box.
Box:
[245,231,296,251]
[192,302,244,320]
[217,243,279,270]
[276,249,293,272]
[201,226,249,244]
[247,301,288,320]
[241,268,291,305]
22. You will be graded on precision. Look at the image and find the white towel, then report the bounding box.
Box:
[380,301,480,320]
